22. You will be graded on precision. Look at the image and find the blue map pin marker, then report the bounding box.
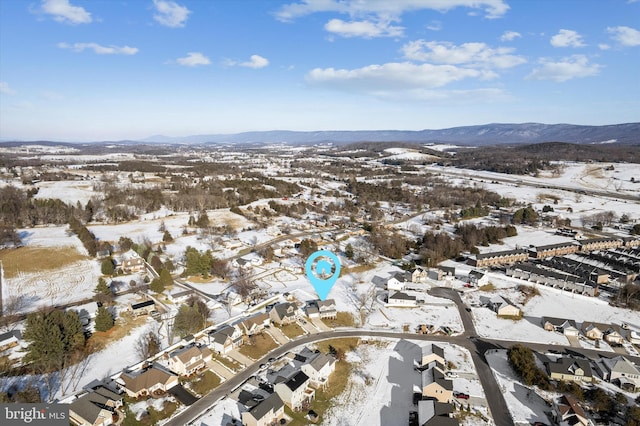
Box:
[305,250,341,301]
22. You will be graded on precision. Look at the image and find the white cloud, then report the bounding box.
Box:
[38,0,92,25]
[57,42,138,55]
[598,43,611,50]
[240,55,270,69]
[176,52,210,67]
[275,0,510,25]
[426,20,442,31]
[607,26,640,46]
[500,31,521,41]
[324,18,403,38]
[550,29,585,47]
[153,0,190,28]
[526,55,601,82]
[0,82,17,95]
[306,62,496,91]
[401,40,526,69]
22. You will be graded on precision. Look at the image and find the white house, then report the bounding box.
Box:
[387,291,417,307]
[468,270,488,286]
[386,271,411,291]
[209,325,243,354]
[274,371,314,411]
[301,353,336,389]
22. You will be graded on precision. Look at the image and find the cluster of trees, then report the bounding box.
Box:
[68,216,101,256]
[150,268,173,293]
[0,185,74,227]
[512,206,539,225]
[455,223,517,250]
[459,203,490,219]
[182,246,229,279]
[506,344,551,390]
[367,227,413,259]
[581,211,617,230]
[0,223,20,246]
[173,296,210,338]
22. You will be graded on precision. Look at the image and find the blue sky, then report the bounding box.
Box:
[0,0,639,141]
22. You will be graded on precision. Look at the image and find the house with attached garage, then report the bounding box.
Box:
[410,266,429,283]
[300,352,336,390]
[241,392,285,426]
[118,249,145,273]
[593,355,640,392]
[167,345,212,376]
[545,357,594,384]
[128,300,155,317]
[118,366,179,398]
[316,299,337,319]
[417,400,458,426]
[552,394,592,426]
[208,325,243,354]
[269,302,299,325]
[421,366,453,403]
[468,270,488,286]
[387,291,417,306]
[68,386,123,426]
[419,344,446,370]
[581,322,625,345]
[274,371,315,411]
[0,330,22,351]
[387,271,411,291]
[541,317,580,337]
[480,295,522,318]
[237,312,270,336]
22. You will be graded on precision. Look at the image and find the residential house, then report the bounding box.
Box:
[316,299,337,319]
[545,357,594,384]
[0,330,21,351]
[209,325,243,354]
[581,322,624,344]
[274,371,315,411]
[167,345,213,376]
[468,270,488,287]
[118,366,179,398]
[541,317,580,337]
[168,289,195,304]
[387,271,411,291]
[552,395,592,426]
[69,386,123,426]
[300,353,336,389]
[241,392,285,426]
[421,367,453,403]
[237,313,270,336]
[128,300,155,317]
[387,291,417,306]
[622,326,640,345]
[481,295,522,317]
[420,344,446,369]
[269,302,299,325]
[411,267,429,283]
[418,400,458,426]
[119,249,145,273]
[471,249,529,268]
[594,356,640,392]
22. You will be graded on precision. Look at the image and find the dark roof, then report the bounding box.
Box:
[546,357,593,377]
[0,330,21,342]
[439,266,455,274]
[542,317,577,328]
[69,386,122,424]
[272,302,297,319]
[535,241,580,251]
[389,291,416,301]
[247,392,284,421]
[390,271,412,282]
[284,371,309,392]
[131,300,154,310]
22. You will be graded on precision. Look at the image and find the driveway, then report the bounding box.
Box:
[168,384,198,406]
[310,318,331,332]
[566,335,581,348]
[228,349,254,367]
[265,328,289,345]
[206,360,234,380]
[298,319,319,334]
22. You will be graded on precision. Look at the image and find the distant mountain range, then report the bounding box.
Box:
[140,122,639,146]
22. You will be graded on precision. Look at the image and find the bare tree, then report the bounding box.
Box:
[232,267,257,301]
[135,331,161,361]
[0,295,24,331]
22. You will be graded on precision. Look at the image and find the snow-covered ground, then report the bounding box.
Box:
[486,350,552,425]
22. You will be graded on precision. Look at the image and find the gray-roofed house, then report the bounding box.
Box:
[68,386,122,426]
[128,300,155,317]
[581,322,624,344]
[274,370,314,411]
[269,302,299,325]
[0,330,22,350]
[594,356,640,392]
[168,345,213,376]
[209,325,243,354]
[420,344,446,369]
[316,299,337,319]
[541,317,579,337]
[241,392,285,426]
[480,295,522,318]
[418,399,458,426]
[301,352,336,389]
[388,291,417,306]
[421,367,453,403]
[237,313,270,336]
[118,366,179,398]
[468,270,488,287]
[545,357,594,384]
[387,271,411,291]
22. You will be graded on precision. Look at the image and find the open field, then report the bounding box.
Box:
[238,333,278,360]
[0,246,87,279]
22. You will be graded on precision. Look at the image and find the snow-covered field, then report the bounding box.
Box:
[486,350,552,425]
[1,226,102,313]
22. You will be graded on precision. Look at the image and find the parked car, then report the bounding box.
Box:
[445,371,459,378]
[454,391,469,400]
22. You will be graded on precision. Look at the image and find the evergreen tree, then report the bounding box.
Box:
[22,309,85,367]
[101,258,115,276]
[94,306,114,332]
[345,243,354,259]
[149,277,164,294]
[94,277,113,303]
[162,230,173,242]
